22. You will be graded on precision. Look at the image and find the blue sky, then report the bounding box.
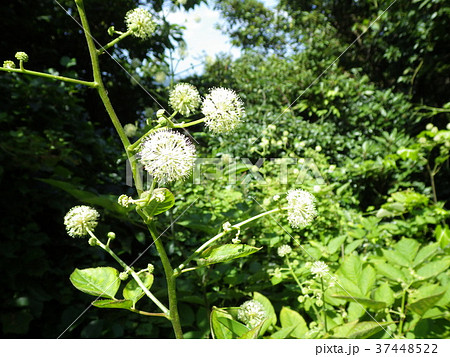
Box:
[164,0,278,78]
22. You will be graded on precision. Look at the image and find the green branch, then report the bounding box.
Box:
[174,207,283,276]
[0,67,98,88]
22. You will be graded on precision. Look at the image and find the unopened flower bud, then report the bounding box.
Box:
[107,26,115,36]
[119,271,129,280]
[147,264,154,274]
[88,237,98,246]
[15,52,29,62]
[107,232,116,240]
[3,60,15,69]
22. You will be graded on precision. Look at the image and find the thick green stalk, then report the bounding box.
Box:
[74,0,143,193]
[0,67,98,87]
[147,221,184,339]
[320,277,328,333]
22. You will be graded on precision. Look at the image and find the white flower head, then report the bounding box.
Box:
[277,244,292,257]
[64,206,100,238]
[202,87,244,134]
[169,83,201,116]
[310,261,329,278]
[125,8,156,39]
[273,194,281,201]
[237,300,266,328]
[139,129,196,184]
[286,189,317,228]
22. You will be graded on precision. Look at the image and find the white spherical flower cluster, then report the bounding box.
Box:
[169,83,201,116]
[237,300,266,328]
[139,129,196,184]
[125,8,156,39]
[277,244,292,257]
[202,87,244,134]
[64,206,100,238]
[286,189,317,228]
[310,261,329,278]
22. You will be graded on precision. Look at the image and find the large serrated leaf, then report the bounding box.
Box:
[92,299,133,309]
[198,244,261,266]
[374,283,395,307]
[416,259,450,280]
[407,291,445,316]
[347,321,394,339]
[331,296,387,310]
[382,249,410,267]
[279,307,308,338]
[395,238,420,263]
[413,243,438,267]
[122,272,154,304]
[375,262,406,282]
[141,188,175,216]
[435,225,450,249]
[359,265,376,296]
[70,267,120,299]
[332,321,394,339]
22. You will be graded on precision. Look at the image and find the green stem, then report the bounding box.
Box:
[75,0,143,193]
[0,67,98,88]
[147,221,184,339]
[173,117,207,129]
[398,288,408,337]
[88,232,169,316]
[127,124,163,152]
[320,277,328,333]
[129,309,167,318]
[286,256,302,288]
[98,30,132,54]
[175,208,282,275]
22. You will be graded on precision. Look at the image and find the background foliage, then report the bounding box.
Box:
[0,0,449,338]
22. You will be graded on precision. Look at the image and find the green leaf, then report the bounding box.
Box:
[359,265,376,296]
[210,308,233,339]
[435,225,450,249]
[348,321,394,339]
[198,244,261,266]
[374,283,395,307]
[408,291,445,316]
[382,249,410,267]
[397,147,419,161]
[375,262,405,282]
[70,267,120,299]
[39,178,127,214]
[331,321,394,339]
[331,296,387,310]
[344,239,364,254]
[395,238,420,263]
[92,299,133,309]
[217,317,249,337]
[253,292,277,335]
[238,320,265,339]
[336,255,363,296]
[122,272,154,304]
[327,236,346,255]
[416,258,450,280]
[269,325,298,339]
[413,243,438,267]
[279,307,308,338]
[141,188,175,216]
